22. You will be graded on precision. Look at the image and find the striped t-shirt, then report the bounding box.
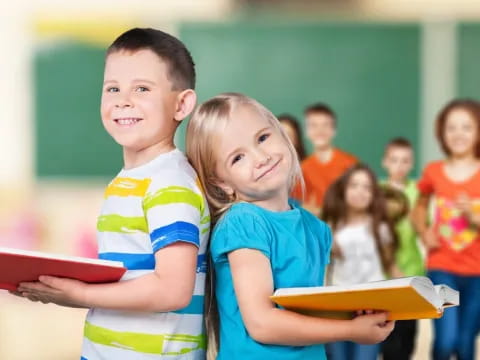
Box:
[81,149,210,360]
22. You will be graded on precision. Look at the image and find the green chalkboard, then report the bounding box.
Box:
[35,42,121,178]
[179,21,420,176]
[458,23,480,99]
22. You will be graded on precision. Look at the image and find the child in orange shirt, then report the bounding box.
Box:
[292,103,357,215]
[412,99,480,360]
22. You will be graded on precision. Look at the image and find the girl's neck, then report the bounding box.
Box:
[250,190,291,212]
[447,152,477,164]
[345,209,370,225]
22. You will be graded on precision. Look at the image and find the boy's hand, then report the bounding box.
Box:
[18,276,87,307]
[348,311,395,344]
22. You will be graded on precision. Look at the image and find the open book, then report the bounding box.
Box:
[0,247,127,291]
[271,276,459,320]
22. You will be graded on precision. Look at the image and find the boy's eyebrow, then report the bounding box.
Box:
[103,79,157,86]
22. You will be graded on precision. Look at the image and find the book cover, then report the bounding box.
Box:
[0,247,127,291]
[271,277,459,321]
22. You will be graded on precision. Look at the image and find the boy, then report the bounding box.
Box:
[381,137,424,360]
[17,28,210,359]
[293,103,357,215]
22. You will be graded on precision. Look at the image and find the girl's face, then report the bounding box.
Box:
[345,170,373,212]
[444,108,479,157]
[214,105,293,205]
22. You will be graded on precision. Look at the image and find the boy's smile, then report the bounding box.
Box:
[114,117,143,126]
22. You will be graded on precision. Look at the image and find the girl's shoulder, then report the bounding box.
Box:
[213,202,269,235]
[421,160,444,174]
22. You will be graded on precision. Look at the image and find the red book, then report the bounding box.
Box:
[0,247,127,291]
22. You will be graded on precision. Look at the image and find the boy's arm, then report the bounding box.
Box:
[228,248,394,346]
[18,242,198,312]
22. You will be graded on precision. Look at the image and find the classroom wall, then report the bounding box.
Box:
[1,0,480,359]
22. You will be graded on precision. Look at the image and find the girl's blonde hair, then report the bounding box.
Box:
[186,92,303,222]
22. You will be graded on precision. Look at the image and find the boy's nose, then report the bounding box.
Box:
[115,95,133,108]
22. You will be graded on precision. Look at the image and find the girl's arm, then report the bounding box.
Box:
[411,193,439,250]
[18,242,198,312]
[228,248,394,346]
[456,193,480,228]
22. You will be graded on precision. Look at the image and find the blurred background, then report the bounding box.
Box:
[1,0,480,358]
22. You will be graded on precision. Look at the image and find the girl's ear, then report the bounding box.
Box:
[174,89,197,122]
[212,179,235,198]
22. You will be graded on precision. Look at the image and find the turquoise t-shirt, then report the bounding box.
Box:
[210,201,332,360]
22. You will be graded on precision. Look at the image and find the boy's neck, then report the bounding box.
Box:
[387,177,408,190]
[314,145,334,163]
[123,140,176,170]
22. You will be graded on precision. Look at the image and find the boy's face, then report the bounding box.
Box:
[101,49,179,153]
[305,112,336,149]
[382,146,413,182]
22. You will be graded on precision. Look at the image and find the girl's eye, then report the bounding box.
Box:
[231,154,244,165]
[106,87,119,93]
[259,133,270,143]
[136,86,149,92]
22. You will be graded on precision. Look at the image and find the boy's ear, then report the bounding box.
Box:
[174,89,197,122]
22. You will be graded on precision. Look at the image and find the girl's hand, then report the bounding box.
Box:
[456,193,472,215]
[349,311,395,344]
[18,276,87,307]
[456,193,480,228]
[330,241,344,260]
[421,227,440,250]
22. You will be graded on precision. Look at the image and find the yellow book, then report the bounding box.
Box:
[270,276,459,321]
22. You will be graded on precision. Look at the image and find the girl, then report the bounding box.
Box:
[322,163,399,360]
[186,93,394,360]
[412,99,480,360]
[277,113,307,160]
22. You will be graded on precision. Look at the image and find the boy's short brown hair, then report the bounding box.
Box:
[383,137,413,156]
[107,28,195,91]
[304,103,337,127]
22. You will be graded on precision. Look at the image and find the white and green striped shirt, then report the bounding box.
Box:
[82,149,210,360]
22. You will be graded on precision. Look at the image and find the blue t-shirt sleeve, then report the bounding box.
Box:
[210,208,271,263]
[322,222,333,265]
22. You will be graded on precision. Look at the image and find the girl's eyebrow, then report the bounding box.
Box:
[224,126,271,164]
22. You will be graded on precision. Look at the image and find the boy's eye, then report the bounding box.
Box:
[106,87,119,93]
[231,154,244,165]
[258,133,270,143]
[135,86,149,92]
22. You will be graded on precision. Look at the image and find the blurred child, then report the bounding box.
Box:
[293,103,357,215]
[186,93,394,360]
[381,137,425,360]
[322,163,398,360]
[16,28,210,359]
[412,99,480,360]
[277,113,306,160]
